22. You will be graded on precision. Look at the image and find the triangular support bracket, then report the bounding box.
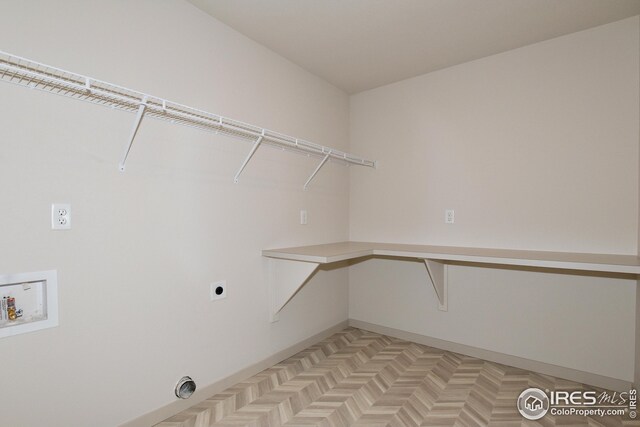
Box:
[424,259,448,311]
[266,257,319,322]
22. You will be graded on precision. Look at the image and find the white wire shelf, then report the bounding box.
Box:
[0,50,376,188]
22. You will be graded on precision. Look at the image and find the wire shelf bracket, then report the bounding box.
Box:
[0,50,376,187]
[119,96,148,172]
[234,134,264,184]
[304,152,331,190]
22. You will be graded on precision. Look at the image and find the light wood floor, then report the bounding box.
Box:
[157,328,637,427]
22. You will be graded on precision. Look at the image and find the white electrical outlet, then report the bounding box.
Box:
[210,281,227,301]
[51,204,71,230]
[445,209,455,224]
[300,209,308,225]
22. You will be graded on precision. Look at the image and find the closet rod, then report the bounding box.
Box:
[0,50,376,175]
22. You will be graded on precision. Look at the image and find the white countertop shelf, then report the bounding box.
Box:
[262,242,639,321]
[263,241,640,274]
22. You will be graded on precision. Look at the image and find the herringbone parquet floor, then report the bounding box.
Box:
[157,328,638,427]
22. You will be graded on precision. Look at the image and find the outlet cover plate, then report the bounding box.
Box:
[51,203,71,230]
[445,209,455,224]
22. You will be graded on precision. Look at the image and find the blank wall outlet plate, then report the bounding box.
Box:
[51,203,71,230]
[210,281,227,301]
[300,209,308,225]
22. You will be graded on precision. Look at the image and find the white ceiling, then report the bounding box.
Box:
[187,0,640,94]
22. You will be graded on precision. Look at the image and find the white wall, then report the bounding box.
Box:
[0,1,350,426]
[349,17,639,382]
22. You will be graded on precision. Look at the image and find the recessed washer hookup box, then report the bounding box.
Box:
[0,270,58,338]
